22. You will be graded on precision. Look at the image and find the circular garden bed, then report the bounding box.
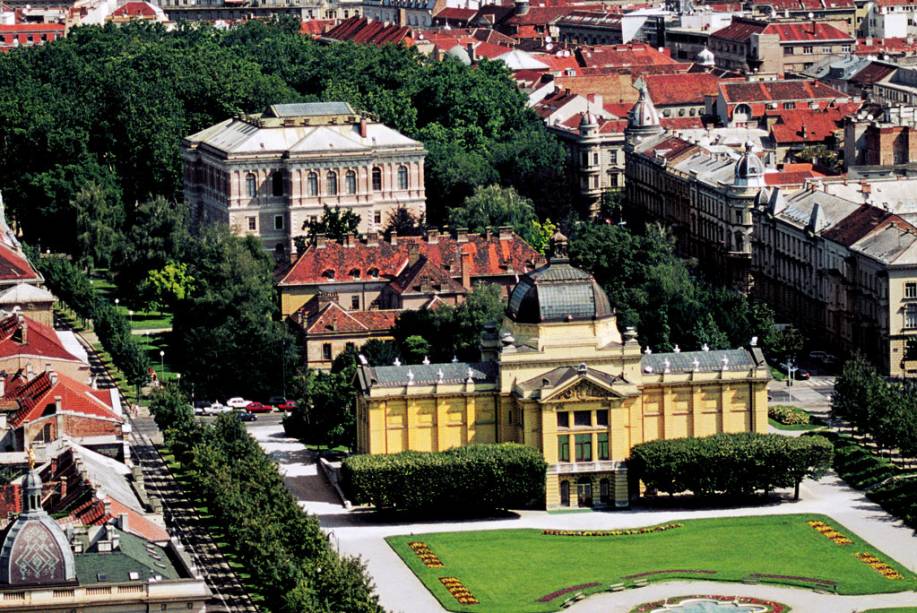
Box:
[629,594,789,613]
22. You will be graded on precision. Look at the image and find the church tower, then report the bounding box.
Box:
[624,80,664,153]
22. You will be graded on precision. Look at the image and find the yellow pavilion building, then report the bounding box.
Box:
[354,235,770,509]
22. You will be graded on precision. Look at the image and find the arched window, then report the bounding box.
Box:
[326,171,338,196]
[272,170,284,197]
[246,173,257,198]
[559,480,570,507]
[345,170,357,195]
[372,167,382,191]
[307,172,318,196]
[398,165,409,190]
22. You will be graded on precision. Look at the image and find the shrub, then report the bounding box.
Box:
[769,405,811,425]
[629,433,833,500]
[341,443,547,514]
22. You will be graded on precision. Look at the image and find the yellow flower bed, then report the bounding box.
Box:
[856,552,903,580]
[408,541,444,568]
[806,519,852,545]
[440,576,479,605]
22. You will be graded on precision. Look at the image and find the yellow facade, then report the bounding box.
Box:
[355,251,770,509]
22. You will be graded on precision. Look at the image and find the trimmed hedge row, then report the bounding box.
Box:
[341,443,547,513]
[629,432,833,499]
[769,405,811,426]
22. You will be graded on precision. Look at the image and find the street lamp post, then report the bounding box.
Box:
[159,350,165,382]
[128,309,133,324]
[781,357,797,387]
[114,298,119,310]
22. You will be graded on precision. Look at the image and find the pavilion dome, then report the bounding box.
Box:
[628,81,660,129]
[735,141,765,187]
[696,47,715,67]
[506,232,613,324]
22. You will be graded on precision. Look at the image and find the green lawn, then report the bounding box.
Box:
[136,333,178,381]
[768,418,826,432]
[387,514,916,613]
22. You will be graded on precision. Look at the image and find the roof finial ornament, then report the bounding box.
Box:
[437,368,444,383]
[27,446,35,471]
[644,346,652,354]
[466,368,474,383]
[692,357,700,371]
[550,230,569,261]
[393,357,401,366]
[663,358,671,373]
[702,343,709,352]
[406,369,414,385]
[422,356,430,365]
[673,344,681,353]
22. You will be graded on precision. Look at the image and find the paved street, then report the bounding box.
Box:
[248,418,917,613]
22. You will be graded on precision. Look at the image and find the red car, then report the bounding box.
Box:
[246,401,273,413]
[276,400,297,412]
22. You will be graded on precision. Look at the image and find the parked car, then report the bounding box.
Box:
[246,401,273,413]
[236,411,257,422]
[226,397,252,409]
[208,402,232,414]
[193,400,211,416]
[276,400,297,412]
[268,396,287,407]
[795,369,811,380]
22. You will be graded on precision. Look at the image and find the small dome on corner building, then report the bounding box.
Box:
[734,141,765,187]
[696,47,715,67]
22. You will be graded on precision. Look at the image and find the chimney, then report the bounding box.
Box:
[390,230,398,246]
[358,116,368,138]
[49,371,58,386]
[26,364,33,379]
[118,512,129,533]
[498,226,513,241]
[18,316,26,345]
[59,475,67,499]
[44,362,51,373]
[427,229,439,244]
[408,242,421,266]
[366,231,379,247]
[456,227,469,243]
[466,42,475,62]
[461,245,473,290]
[343,232,354,248]
[54,395,61,412]
[315,233,327,249]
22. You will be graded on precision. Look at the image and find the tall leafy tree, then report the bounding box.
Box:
[449,185,538,243]
[73,180,125,269]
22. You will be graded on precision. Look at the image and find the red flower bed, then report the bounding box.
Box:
[856,552,903,580]
[623,569,717,579]
[536,582,600,603]
[543,523,682,537]
[408,541,444,568]
[629,594,788,613]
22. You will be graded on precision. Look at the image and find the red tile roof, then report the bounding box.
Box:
[5,370,120,428]
[762,21,853,42]
[822,203,915,245]
[533,87,580,118]
[297,300,399,335]
[324,16,412,46]
[533,51,580,72]
[720,79,847,103]
[855,37,917,55]
[300,19,334,35]
[764,168,825,186]
[434,7,477,20]
[850,61,897,84]
[640,136,698,161]
[645,72,719,106]
[710,19,765,43]
[768,105,854,143]
[111,1,157,17]
[0,243,40,283]
[279,232,543,287]
[391,256,466,295]
[0,314,83,362]
[575,43,679,69]
[505,5,589,26]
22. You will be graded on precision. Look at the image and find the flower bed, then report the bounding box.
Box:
[629,594,788,613]
[543,523,682,537]
[807,519,852,545]
[769,404,811,425]
[856,552,903,580]
[623,569,717,579]
[408,541,444,568]
[536,582,600,603]
[439,576,479,605]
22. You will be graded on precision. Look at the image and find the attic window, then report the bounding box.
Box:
[129,571,141,581]
[350,268,360,278]
[97,573,108,581]
[368,268,379,278]
[322,269,335,279]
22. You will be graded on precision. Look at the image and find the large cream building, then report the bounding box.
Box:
[182,102,426,258]
[355,236,770,509]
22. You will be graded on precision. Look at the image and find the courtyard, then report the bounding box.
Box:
[386,514,916,612]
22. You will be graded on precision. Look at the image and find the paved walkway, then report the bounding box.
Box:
[568,581,917,613]
[249,420,917,613]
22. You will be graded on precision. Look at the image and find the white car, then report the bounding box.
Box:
[226,397,252,409]
[208,402,232,414]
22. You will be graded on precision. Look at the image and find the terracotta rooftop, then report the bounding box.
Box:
[294,300,399,335]
[279,230,544,287]
[324,16,412,46]
[645,72,719,106]
[575,43,679,69]
[0,243,40,284]
[720,79,847,103]
[0,313,83,362]
[822,203,914,246]
[5,370,120,428]
[768,105,854,144]
[762,21,853,42]
[111,1,157,17]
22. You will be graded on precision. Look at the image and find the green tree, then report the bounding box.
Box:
[402,335,431,364]
[358,339,399,366]
[140,261,196,314]
[73,180,125,269]
[449,185,538,243]
[384,207,426,237]
[303,205,360,243]
[528,218,557,255]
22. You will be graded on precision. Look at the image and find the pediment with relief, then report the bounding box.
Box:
[544,378,621,402]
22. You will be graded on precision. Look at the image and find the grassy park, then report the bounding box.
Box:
[387,514,916,613]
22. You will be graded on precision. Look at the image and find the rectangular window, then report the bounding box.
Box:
[558,435,570,462]
[374,211,382,225]
[593,152,599,165]
[557,411,569,428]
[596,410,608,426]
[907,304,917,328]
[574,410,591,427]
[803,46,813,54]
[784,46,794,55]
[906,282,917,299]
[783,102,796,110]
[351,295,360,310]
[274,215,284,231]
[610,150,618,164]
[247,216,256,231]
[575,434,592,462]
[322,343,332,360]
[597,432,609,460]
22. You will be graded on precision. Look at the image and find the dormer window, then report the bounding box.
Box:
[350,268,360,278]
[368,268,379,278]
[322,269,335,279]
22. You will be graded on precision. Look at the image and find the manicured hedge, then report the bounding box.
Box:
[629,432,833,500]
[341,443,547,513]
[769,405,811,426]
